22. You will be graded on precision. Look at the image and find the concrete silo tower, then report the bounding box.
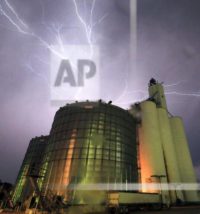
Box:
[148,79,184,203]
[148,78,199,203]
[170,117,199,202]
[130,79,199,204]
[136,100,170,204]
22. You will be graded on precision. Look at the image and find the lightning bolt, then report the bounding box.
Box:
[0,0,107,58]
[1,0,199,107]
[24,62,48,84]
[0,0,110,104]
[73,0,93,46]
[113,78,200,108]
[4,0,27,28]
[165,91,200,97]
[0,1,65,59]
[164,80,186,88]
[0,0,109,93]
[0,3,28,34]
[164,80,200,98]
[72,0,108,56]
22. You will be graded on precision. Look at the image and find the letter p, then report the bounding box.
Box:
[77,59,96,86]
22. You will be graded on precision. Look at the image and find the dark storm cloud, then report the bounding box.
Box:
[137,0,200,174]
[1,0,200,183]
[0,0,130,183]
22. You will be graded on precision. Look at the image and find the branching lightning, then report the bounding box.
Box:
[164,80,186,88]
[73,0,93,46]
[72,0,108,56]
[0,3,28,34]
[0,0,200,106]
[0,0,106,58]
[165,91,200,97]
[0,0,108,93]
[4,0,27,28]
[164,80,200,98]
[0,0,64,59]
[113,79,200,107]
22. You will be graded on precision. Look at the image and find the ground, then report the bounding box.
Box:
[1,206,200,213]
[133,206,200,214]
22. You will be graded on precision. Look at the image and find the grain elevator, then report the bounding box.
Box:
[12,79,199,211]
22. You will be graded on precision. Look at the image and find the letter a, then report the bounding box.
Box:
[54,60,76,87]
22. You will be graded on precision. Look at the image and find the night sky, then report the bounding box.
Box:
[0,0,200,184]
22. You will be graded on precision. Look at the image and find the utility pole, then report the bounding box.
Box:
[151,175,166,205]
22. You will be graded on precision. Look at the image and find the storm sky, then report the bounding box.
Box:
[0,0,200,184]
